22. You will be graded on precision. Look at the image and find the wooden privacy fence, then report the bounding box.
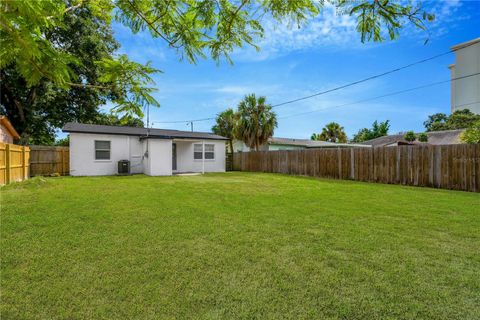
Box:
[29,145,69,177]
[233,145,480,192]
[226,152,233,171]
[0,143,30,185]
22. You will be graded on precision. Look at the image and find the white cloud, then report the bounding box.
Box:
[235,4,362,61]
[214,84,281,95]
[233,0,467,61]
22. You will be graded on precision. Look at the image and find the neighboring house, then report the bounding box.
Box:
[63,122,228,176]
[233,137,369,152]
[449,37,480,114]
[0,116,20,144]
[361,129,465,147]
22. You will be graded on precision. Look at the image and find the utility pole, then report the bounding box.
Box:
[189,121,193,132]
[146,104,150,135]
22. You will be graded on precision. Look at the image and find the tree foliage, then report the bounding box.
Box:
[312,122,347,143]
[417,132,428,142]
[461,120,480,144]
[352,120,390,142]
[88,112,145,128]
[1,0,434,91]
[0,3,145,144]
[403,130,416,142]
[347,0,434,43]
[424,109,480,132]
[212,108,236,153]
[234,94,277,151]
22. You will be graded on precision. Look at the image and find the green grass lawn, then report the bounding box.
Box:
[2,173,479,319]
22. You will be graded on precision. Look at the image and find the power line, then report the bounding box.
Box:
[150,41,477,125]
[278,72,480,119]
[272,53,451,108]
[455,100,480,108]
[152,117,215,124]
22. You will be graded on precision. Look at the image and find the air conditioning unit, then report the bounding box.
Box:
[118,160,130,175]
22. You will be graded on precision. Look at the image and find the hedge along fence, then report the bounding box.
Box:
[233,144,480,192]
[29,145,69,177]
[0,143,30,185]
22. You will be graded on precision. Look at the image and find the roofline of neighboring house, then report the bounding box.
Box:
[451,37,480,51]
[63,129,229,141]
[361,129,465,144]
[307,143,371,148]
[0,116,20,139]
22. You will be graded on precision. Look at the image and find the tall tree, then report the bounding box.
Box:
[313,122,348,143]
[235,94,277,151]
[0,4,148,144]
[423,113,448,131]
[352,120,390,142]
[424,110,480,132]
[212,108,236,153]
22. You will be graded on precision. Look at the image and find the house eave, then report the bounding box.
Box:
[63,129,229,141]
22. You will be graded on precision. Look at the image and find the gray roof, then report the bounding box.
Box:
[361,129,465,147]
[62,122,228,140]
[268,137,370,148]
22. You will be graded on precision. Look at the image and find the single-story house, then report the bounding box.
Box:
[62,122,228,176]
[0,116,20,144]
[361,129,465,147]
[233,137,369,152]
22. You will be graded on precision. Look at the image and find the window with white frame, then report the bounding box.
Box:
[193,143,215,160]
[95,140,111,160]
[194,144,203,160]
[205,144,214,159]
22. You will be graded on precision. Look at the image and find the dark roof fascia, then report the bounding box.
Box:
[63,129,144,137]
[64,129,228,141]
[140,135,228,141]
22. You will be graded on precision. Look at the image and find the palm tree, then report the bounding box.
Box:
[234,94,277,151]
[313,122,347,143]
[212,108,236,153]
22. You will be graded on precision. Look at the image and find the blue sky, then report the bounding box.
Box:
[112,0,480,139]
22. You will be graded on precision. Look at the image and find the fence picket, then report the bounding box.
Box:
[233,145,479,192]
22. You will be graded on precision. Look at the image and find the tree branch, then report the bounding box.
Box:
[125,0,183,49]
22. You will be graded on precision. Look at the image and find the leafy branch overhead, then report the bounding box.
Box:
[94,55,161,118]
[348,0,435,43]
[1,0,434,119]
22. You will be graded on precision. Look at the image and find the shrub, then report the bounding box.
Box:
[461,120,480,144]
[404,131,416,142]
[417,132,428,142]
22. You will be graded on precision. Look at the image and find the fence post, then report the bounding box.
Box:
[61,148,65,175]
[5,143,10,184]
[22,146,26,179]
[350,148,355,180]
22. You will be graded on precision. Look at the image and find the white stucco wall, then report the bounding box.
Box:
[233,140,269,152]
[144,139,172,176]
[70,133,224,176]
[175,140,226,173]
[451,39,480,114]
[70,133,144,176]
